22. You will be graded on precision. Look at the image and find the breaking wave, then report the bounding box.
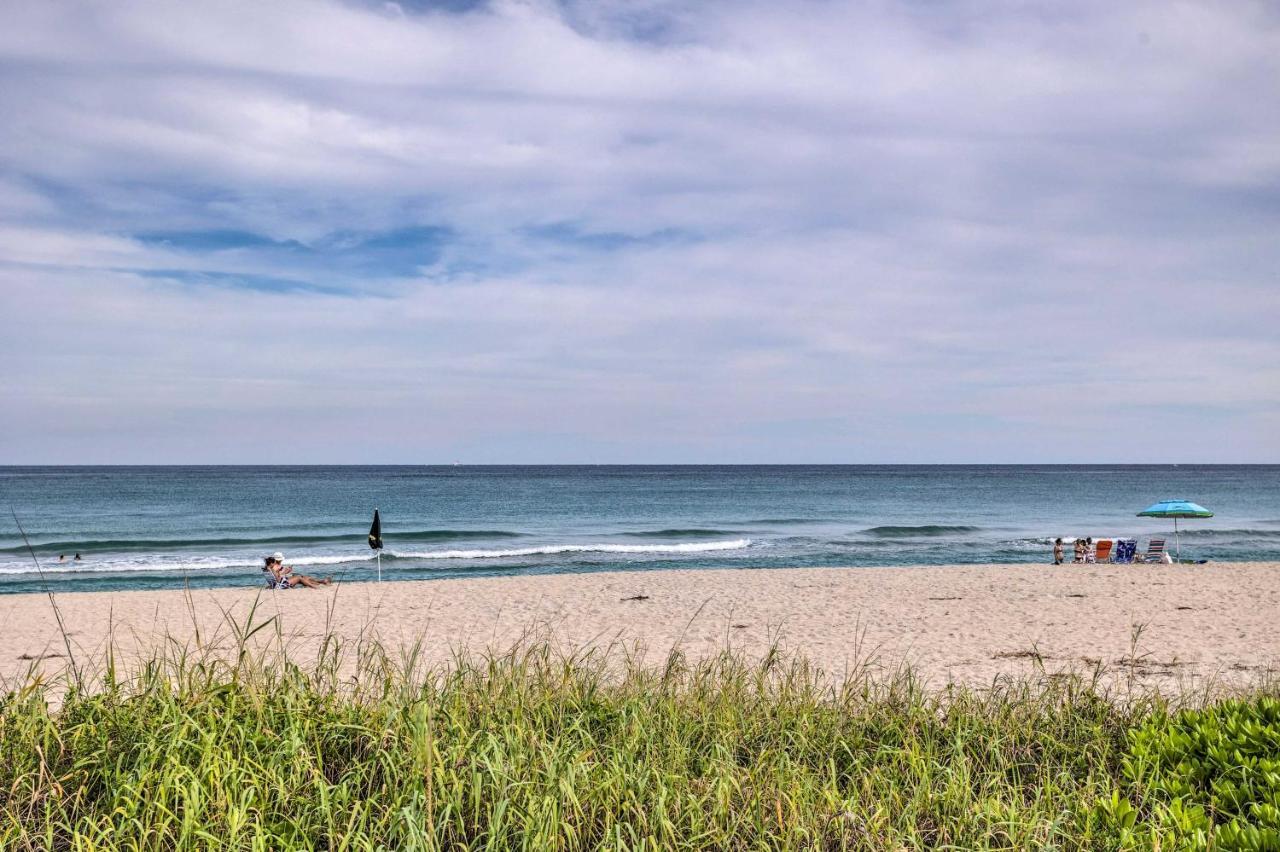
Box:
[0,539,752,576]
[0,530,524,556]
[388,540,752,560]
[1174,528,1280,539]
[0,552,374,576]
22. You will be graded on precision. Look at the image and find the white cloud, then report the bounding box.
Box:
[0,0,1277,461]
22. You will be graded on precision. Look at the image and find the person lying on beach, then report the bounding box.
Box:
[268,558,331,589]
[262,553,332,589]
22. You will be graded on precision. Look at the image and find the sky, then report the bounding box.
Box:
[1,0,1277,464]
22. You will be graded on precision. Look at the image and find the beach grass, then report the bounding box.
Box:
[0,612,1275,850]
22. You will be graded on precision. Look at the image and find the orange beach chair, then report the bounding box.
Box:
[1093,540,1114,563]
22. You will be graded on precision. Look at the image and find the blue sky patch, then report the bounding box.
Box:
[137,230,301,252]
[523,222,696,252]
[134,268,348,295]
[133,225,454,281]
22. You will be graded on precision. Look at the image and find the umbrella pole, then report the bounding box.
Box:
[377,551,382,583]
[1174,517,1180,561]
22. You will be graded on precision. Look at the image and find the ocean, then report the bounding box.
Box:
[1,465,1277,594]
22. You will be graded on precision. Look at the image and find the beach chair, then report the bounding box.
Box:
[1138,538,1166,563]
[1093,540,1114,563]
[1113,539,1137,564]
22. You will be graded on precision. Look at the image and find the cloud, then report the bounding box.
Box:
[0,0,1277,462]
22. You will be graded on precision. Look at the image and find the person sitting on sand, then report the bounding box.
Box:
[1073,538,1086,563]
[262,552,331,589]
[1053,538,1064,565]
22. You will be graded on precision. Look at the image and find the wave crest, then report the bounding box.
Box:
[389,540,752,561]
[0,529,524,556]
[1175,528,1280,539]
[863,525,981,538]
[0,539,752,576]
[620,529,733,538]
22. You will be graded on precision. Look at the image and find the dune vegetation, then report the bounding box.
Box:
[0,606,1276,850]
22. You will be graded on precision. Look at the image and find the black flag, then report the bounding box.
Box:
[368,509,383,550]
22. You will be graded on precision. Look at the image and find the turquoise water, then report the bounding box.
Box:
[1,465,1277,594]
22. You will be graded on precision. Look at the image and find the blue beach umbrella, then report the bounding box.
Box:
[1136,499,1213,561]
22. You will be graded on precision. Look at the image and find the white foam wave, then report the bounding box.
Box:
[0,559,246,576]
[0,540,751,576]
[0,552,375,576]
[1014,535,1132,546]
[390,539,753,560]
[289,554,374,566]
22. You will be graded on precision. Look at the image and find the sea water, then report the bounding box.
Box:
[1,465,1277,594]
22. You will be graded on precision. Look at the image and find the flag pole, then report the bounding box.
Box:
[369,507,384,582]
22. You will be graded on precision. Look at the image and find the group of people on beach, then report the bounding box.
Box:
[1053,536,1168,565]
[262,552,332,589]
[1054,537,1107,564]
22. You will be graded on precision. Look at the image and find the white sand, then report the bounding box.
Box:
[4,562,1278,692]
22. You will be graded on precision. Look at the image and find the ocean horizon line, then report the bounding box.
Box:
[3,462,1277,469]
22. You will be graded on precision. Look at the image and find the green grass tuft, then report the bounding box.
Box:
[0,629,1273,850]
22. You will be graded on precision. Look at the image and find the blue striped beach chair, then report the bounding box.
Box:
[1137,538,1166,563]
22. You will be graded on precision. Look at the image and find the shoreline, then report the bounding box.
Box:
[2,552,1267,597]
[4,561,1278,692]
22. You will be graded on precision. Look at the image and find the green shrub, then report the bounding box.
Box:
[1118,697,1280,850]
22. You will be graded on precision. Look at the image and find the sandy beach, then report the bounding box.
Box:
[5,562,1278,692]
